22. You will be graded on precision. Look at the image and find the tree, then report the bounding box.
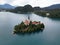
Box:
[14,6,23,13]
[23,4,33,12]
[33,7,41,11]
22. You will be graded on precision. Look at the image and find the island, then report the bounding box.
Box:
[14,19,45,34]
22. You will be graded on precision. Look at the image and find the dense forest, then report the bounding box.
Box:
[34,9,60,18]
[1,4,60,18]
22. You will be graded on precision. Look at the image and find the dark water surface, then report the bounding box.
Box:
[0,12,60,45]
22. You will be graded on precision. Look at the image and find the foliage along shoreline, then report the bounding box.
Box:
[34,9,60,18]
[2,4,60,18]
[14,20,45,34]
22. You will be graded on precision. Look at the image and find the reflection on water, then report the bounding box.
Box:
[0,12,60,45]
[14,29,44,36]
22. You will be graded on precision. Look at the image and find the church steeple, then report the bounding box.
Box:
[28,15,30,20]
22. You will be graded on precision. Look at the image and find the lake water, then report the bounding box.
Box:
[0,12,60,45]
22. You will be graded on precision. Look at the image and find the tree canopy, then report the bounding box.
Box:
[14,4,33,13]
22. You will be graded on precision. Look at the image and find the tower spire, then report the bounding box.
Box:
[28,15,30,20]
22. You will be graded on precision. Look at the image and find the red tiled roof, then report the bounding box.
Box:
[24,20,41,25]
[32,22,40,25]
